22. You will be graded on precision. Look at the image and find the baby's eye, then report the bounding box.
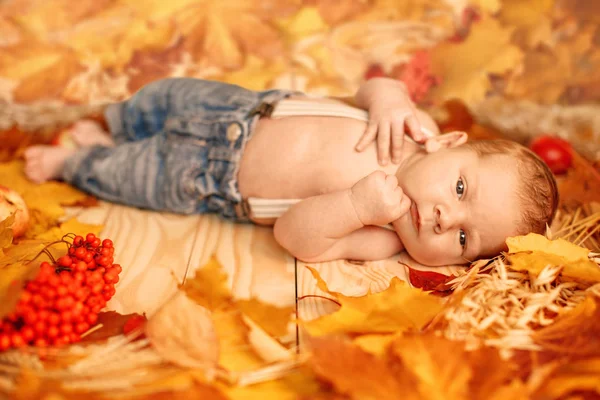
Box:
[459,229,467,248]
[456,178,465,198]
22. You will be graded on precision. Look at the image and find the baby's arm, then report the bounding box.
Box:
[273,171,410,262]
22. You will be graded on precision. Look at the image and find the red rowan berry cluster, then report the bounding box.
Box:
[0,233,122,351]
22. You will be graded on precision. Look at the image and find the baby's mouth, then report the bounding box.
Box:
[410,201,420,233]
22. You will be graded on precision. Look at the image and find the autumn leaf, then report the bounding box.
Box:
[430,16,523,106]
[213,56,288,91]
[237,298,294,338]
[506,234,600,283]
[308,336,415,400]
[531,358,600,400]
[184,255,233,311]
[352,333,398,357]
[146,291,219,371]
[176,1,295,69]
[498,0,554,48]
[81,311,142,342]
[303,267,444,336]
[407,266,456,293]
[390,333,472,400]
[533,296,600,358]
[0,214,15,255]
[33,216,103,242]
[0,161,90,221]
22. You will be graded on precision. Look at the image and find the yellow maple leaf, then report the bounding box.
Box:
[532,358,600,399]
[0,214,15,254]
[176,1,296,69]
[237,298,294,338]
[33,217,103,242]
[308,336,415,400]
[506,233,600,282]
[469,0,502,14]
[212,56,287,91]
[430,16,523,107]
[352,333,398,357]
[303,267,443,336]
[184,255,233,311]
[275,6,328,43]
[391,333,472,400]
[0,161,89,221]
[498,0,553,48]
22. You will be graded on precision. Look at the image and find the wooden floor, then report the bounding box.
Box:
[67,201,464,334]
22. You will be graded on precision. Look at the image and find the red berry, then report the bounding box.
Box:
[113,264,122,274]
[86,313,98,325]
[90,238,101,248]
[74,248,86,259]
[37,310,50,321]
[56,285,68,297]
[23,310,38,325]
[86,233,96,243]
[0,334,10,350]
[48,313,61,326]
[68,247,76,256]
[47,326,59,339]
[57,255,73,268]
[69,332,81,343]
[87,260,97,270]
[34,338,48,347]
[33,321,46,336]
[100,248,112,257]
[60,324,73,335]
[101,239,113,248]
[75,322,89,334]
[48,275,61,288]
[97,256,110,267]
[83,252,94,263]
[123,315,147,335]
[91,283,103,294]
[102,292,113,301]
[11,333,25,348]
[73,235,84,246]
[21,326,35,343]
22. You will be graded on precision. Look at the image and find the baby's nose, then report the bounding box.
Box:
[434,205,459,233]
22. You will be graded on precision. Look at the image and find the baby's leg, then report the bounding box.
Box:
[69,120,115,148]
[24,146,76,184]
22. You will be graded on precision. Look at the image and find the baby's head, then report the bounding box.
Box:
[393,138,558,266]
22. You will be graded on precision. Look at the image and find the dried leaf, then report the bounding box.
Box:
[531,358,600,400]
[407,266,456,293]
[308,336,415,400]
[33,217,103,242]
[430,16,523,106]
[303,268,443,336]
[185,255,233,311]
[352,333,398,357]
[506,234,600,282]
[0,161,89,221]
[81,311,143,342]
[390,333,472,400]
[533,296,600,358]
[146,291,219,371]
[237,298,294,338]
[0,214,15,253]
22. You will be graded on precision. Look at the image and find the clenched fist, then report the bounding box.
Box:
[349,171,411,226]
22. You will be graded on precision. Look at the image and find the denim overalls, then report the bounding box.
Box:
[62,78,296,221]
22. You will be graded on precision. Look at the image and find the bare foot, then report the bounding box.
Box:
[24,145,76,184]
[69,120,115,148]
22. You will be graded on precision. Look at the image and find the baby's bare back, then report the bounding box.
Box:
[238,113,418,222]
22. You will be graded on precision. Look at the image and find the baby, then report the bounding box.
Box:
[23,78,558,266]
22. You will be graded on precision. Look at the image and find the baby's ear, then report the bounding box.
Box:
[425,131,468,153]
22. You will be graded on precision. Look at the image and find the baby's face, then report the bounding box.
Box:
[391,147,522,266]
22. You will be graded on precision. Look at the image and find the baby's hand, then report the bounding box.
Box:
[349,171,411,226]
[355,97,425,165]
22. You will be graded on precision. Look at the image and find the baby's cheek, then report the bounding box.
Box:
[404,235,452,266]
